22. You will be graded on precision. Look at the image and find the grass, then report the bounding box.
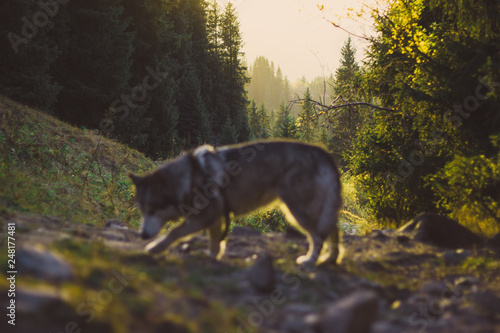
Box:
[0,96,156,227]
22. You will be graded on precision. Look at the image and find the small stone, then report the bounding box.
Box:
[104,219,127,229]
[441,249,472,266]
[312,291,379,333]
[180,242,190,253]
[18,245,73,282]
[454,276,480,289]
[246,253,276,293]
[371,230,388,240]
[396,235,410,244]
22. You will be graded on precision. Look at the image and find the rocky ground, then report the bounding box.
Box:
[1,212,500,333]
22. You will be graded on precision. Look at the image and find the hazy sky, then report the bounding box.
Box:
[215,0,375,81]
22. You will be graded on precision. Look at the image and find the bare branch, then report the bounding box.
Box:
[290,98,397,113]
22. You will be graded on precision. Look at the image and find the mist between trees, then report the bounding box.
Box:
[1,0,499,233]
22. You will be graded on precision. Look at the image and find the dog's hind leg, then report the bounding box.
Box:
[208,218,226,260]
[296,231,325,266]
[279,196,326,266]
[146,219,207,254]
[316,187,342,265]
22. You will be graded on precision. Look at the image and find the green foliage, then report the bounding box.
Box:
[219,116,238,145]
[428,136,500,235]
[328,37,366,168]
[348,0,500,229]
[234,206,287,233]
[274,102,298,139]
[248,101,271,139]
[297,88,316,142]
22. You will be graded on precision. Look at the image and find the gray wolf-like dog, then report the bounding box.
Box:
[130,140,342,266]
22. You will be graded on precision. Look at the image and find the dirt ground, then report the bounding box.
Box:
[1,212,500,333]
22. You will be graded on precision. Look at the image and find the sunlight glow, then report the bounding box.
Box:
[216,0,379,81]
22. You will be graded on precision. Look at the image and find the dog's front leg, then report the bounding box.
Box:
[208,218,226,260]
[145,220,205,254]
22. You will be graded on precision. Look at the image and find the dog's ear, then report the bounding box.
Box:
[129,173,143,186]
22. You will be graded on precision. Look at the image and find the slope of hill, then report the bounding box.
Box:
[0,96,156,227]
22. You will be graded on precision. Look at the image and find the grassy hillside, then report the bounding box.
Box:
[0,96,156,227]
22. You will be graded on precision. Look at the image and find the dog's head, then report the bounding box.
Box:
[130,158,191,239]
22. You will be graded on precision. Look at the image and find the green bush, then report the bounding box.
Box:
[428,135,500,236]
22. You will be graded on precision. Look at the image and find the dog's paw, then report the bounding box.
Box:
[145,237,168,254]
[296,255,317,271]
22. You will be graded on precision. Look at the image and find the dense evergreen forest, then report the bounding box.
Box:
[1,0,251,158]
[1,0,499,232]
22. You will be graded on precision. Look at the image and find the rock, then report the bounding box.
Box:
[311,291,379,333]
[441,249,472,265]
[18,245,73,282]
[17,288,69,315]
[104,219,127,229]
[246,253,276,293]
[395,235,410,244]
[398,213,484,249]
[470,291,500,318]
[231,226,262,237]
[370,230,388,240]
[180,242,191,253]
[484,232,500,249]
[454,276,480,289]
[279,304,316,333]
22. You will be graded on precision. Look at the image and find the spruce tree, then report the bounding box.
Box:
[52,0,135,128]
[329,37,363,167]
[298,88,315,142]
[0,0,61,110]
[275,102,298,139]
[220,116,238,145]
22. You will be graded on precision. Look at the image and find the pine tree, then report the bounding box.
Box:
[52,0,135,128]
[298,88,315,142]
[177,69,211,149]
[119,0,180,156]
[220,116,238,145]
[329,37,364,167]
[0,0,61,110]
[274,101,298,139]
[219,3,250,143]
